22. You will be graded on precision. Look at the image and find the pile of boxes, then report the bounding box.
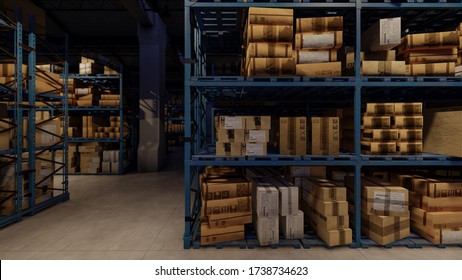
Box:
[398,30,459,76]
[295,16,343,77]
[99,89,120,107]
[78,142,102,174]
[346,176,410,246]
[200,167,251,245]
[95,116,124,139]
[279,117,307,156]
[301,177,352,246]
[102,150,120,175]
[361,102,423,155]
[244,7,294,77]
[216,116,270,156]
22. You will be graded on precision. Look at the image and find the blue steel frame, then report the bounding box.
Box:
[184,0,462,249]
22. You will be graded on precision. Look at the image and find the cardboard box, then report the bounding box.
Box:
[246,58,294,76]
[246,24,293,43]
[363,50,396,61]
[412,178,462,198]
[362,184,409,217]
[216,142,242,156]
[316,227,352,246]
[277,185,299,216]
[322,117,340,155]
[407,62,455,76]
[279,117,307,155]
[255,215,279,246]
[362,215,410,245]
[362,129,399,142]
[248,7,293,26]
[394,103,423,116]
[400,31,460,50]
[244,130,269,143]
[242,143,267,156]
[217,129,245,143]
[287,166,326,178]
[411,207,462,229]
[253,178,279,218]
[362,18,401,51]
[0,64,27,77]
[0,119,11,150]
[393,116,424,129]
[411,220,462,245]
[296,62,341,77]
[301,177,346,201]
[296,16,343,33]
[208,212,252,229]
[310,117,322,155]
[306,192,348,216]
[294,49,338,64]
[245,116,271,130]
[218,116,245,130]
[202,178,251,201]
[403,47,458,64]
[246,43,292,61]
[201,196,252,216]
[365,103,395,116]
[308,207,349,231]
[424,108,462,157]
[362,61,406,76]
[416,194,462,212]
[36,119,60,147]
[295,31,343,50]
[362,116,391,129]
[397,142,423,154]
[200,222,244,245]
[280,211,304,239]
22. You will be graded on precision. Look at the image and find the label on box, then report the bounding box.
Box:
[223,117,243,129]
[298,51,330,63]
[302,33,335,48]
[245,143,264,156]
[380,18,400,45]
[373,191,406,212]
[248,130,266,142]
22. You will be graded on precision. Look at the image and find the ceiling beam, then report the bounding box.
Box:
[119,0,152,27]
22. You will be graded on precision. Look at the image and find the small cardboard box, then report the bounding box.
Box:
[216,142,242,156]
[218,116,245,130]
[315,226,352,247]
[200,222,244,245]
[280,210,304,239]
[294,49,338,64]
[308,207,349,231]
[306,192,348,216]
[246,24,293,43]
[248,7,293,26]
[244,130,269,143]
[397,142,423,154]
[362,17,401,51]
[294,31,343,50]
[245,116,271,130]
[255,215,279,246]
[393,116,424,129]
[253,179,279,218]
[362,116,392,129]
[242,143,267,156]
[201,196,252,216]
[217,129,245,143]
[246,58,294,76]
[411,207,462,229]
[246,43,293,61]
[394,103,423,116]
[301,177,346,201]
[412,178,462,198]
[296,16,343,33]
[202,177,251,201]
[365,103,395,116]
[398,129,423,141]
[411,220,462,245]
[362,129,399,142]
[296,62,342,77]
[208,212,252,229]
[407,62,455,76]
[279,117,307,156]
[400,31,460,50]
[362,185,409,217]
[362,61,406,76]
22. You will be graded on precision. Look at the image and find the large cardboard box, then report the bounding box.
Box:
[295,31,343,50]
[245,116,271,130]
[242,143,267,156]
[403,47,458,64]
[362,116,391,129]
[246,58,294,76]
[362,184,409,217]
[246,24,293,43]
[253,184,279,218]
[424,108,462,157]
[208,212,252,229]
[393,116,424,129]
[294,49,338,64]
[397,142,423,154]
[411,220,462,245]
[322,117,340,155]
[0,64,27,77]
[200,222,244,245]
[301,177,346,201]
[202,178,251,201]
[244,130,269,143]
[316,227,352,247]
[36,119,60,147]
[362,18,401,51]
[201,196,252,216]
[296,16,343,33]
[255,215,279,246]
[280,210,304,239]
[218,116,245,130]
[412,193,462,212]
[246,43,292,61]
[308,207,349,231]
[296,62,341,77]
[217,129,245,143]
[400,31,460,50]
[412,178,462,198]
[216,142,242,156]
[365,103,395,116]
[248,7,293,26]
[411,207,462,229]
[362,215,410,245]
[407,62,455,76]
[362,129,399,142]
[279,117,307,155]
[394,103,423,116]
[306,192,348,216]
[277,185,299,216]
[362,61,406,76]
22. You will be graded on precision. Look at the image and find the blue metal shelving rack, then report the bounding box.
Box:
[67,73,131,175]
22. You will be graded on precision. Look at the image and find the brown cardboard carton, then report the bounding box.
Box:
[287,166,326,178]
[201,196,252,216]
[411,207,462,229]
[362,18,401,51]
[322,117,340,155]
[309,117,322,155]
[242,143,267,156]
[296,62,341,77]
[217,129,245,143]
[306,192,348,216]
[315,226,352,246]
[362,129,399,142]
[420,195,462,212]
[279,117,307,155]
[216,142,242,156]
[295,31,343,50]
[398,129,423,141]
[362,61,406,76]
[255,215,279,246]
[0,119,11,150]
[0,64,27,77]
[400,31,460,50]
[362,214,410,245]
[301,177,347,201]
[407,62,455,76]
[362,184,409,217]
[280,210,304,239]
[202,178,251,201]
[412,178,462,198]
[246,43,292,61]
[363,50,396,61]
[200,222,244,245]
[403,47,458,64]
[208,212,252,229]
[424,108,462,157]
[247,58,294,76]
[244,130,269,143]
[296,16,343,33]
[393,116,424,129]
[294,49,338,64]
[307,206,349,231]
[362,116,391,129]
[245,116,271,130]
[411,220,462,245]
[365,103,395,116]
[397,142,423,154]
[218,116,245,130]
[248,7,293,26]
[277,185,299,216]
[36,119,60,147]
[246,24,293,43]
[394,103,423,115]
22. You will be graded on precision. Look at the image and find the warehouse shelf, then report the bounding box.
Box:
[68,138,121,143]
[184,1,462,249]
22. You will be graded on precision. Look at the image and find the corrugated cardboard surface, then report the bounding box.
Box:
[280,211,304,239]
[424,108,462,157]
[295,31,343,50]
[255,215,279,246]
[362,17,401,52]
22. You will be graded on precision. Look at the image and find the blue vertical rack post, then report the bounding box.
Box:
[184,0,462,249]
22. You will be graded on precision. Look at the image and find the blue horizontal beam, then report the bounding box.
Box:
[68,107,120,111]
[0,149,15,155]
[190,81,357,87]
[67,74,121,80]
[68,138,120,143]
[187,1,355,8]
[362,3,462,9]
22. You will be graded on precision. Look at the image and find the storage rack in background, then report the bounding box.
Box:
[67,72,133,175]
[0,14,69,227]
[184,0,462,249]
[165,92,185,152]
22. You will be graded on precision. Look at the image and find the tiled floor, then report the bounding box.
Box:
[0,149,461,260]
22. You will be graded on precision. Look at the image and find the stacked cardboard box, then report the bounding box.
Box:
[252,177,280,246]
[407,176,462,244]
[279,117,306,155]
[200,167,251,245]
[244,7,294,77]
[55,144,78,174]
[295,16,343,77]
[79,142,102,174]
[216,116,270,156]
[81,116,108,138]
[424,107,462,157]
[99,89,120,107]
[301,177,352,246]
[94,116,126,139]
[35,68,62,96]
[345,176,410,245]
[102,150,121,175]
[75,87,98,107]
[398,30,459,76]
[309,117,340,155]
[361,102,423,155]
[79,57,104,75]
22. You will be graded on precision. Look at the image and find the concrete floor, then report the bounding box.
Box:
[0,149,461,260]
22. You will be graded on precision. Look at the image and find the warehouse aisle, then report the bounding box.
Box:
[0,148,461,260]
